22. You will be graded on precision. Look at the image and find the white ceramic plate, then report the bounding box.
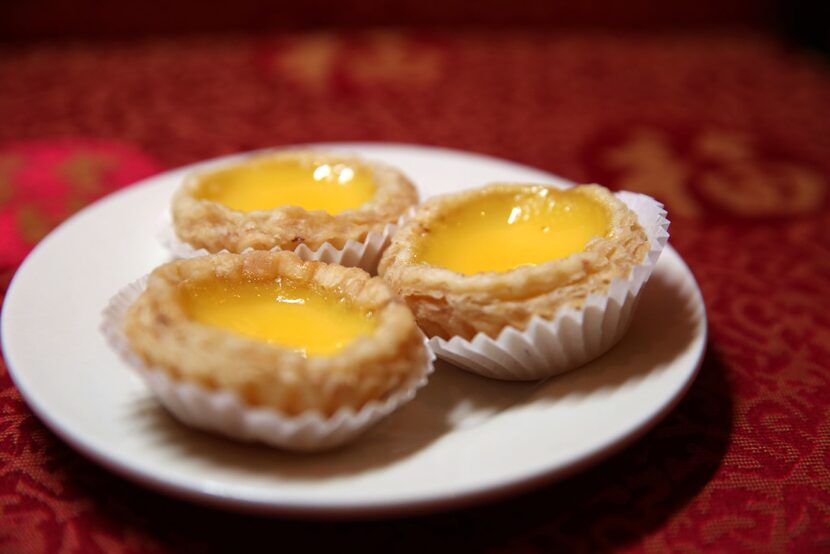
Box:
[1,144,706,517]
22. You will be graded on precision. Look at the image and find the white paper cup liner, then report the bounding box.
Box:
[429,191,670,381]
[101,277,435,452]
[158,214,399,275]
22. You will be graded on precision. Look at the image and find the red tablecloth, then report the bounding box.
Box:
[1,30,829,552]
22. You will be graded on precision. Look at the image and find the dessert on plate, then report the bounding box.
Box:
[168,150,419,272]
[379,183,669,380]
[103,250,433,451]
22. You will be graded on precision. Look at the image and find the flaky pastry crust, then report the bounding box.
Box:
[124,251,428,416]
[378,184,649,340]
[171,150,419,253]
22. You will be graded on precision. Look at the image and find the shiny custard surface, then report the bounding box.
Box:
[194,158,376,214]
[416,187,610,275]
[179,277,376,357]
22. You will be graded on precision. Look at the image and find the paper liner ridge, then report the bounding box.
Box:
[158,212,403,274]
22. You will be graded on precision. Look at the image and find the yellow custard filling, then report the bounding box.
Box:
[194,157,376,214]
[417,186,610,274]
[180,278,376,357]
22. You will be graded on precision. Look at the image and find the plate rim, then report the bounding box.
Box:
[1,142,707,518]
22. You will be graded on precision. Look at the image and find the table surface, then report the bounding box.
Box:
[1,29,829,553]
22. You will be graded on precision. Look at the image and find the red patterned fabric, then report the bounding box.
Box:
[1,30,829,552]
[0,0,778,41]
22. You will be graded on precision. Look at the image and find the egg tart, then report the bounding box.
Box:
[107,251,432,449]
[379,184,668,380]
[170,150,419,271]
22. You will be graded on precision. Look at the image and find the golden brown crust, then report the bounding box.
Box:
[171,150,419,253]
[124,251,428,416]
[378,184,649,340]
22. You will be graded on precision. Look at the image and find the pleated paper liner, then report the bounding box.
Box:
[101,277,434,452]
[430,191,670,381]
[159,214,398,275]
